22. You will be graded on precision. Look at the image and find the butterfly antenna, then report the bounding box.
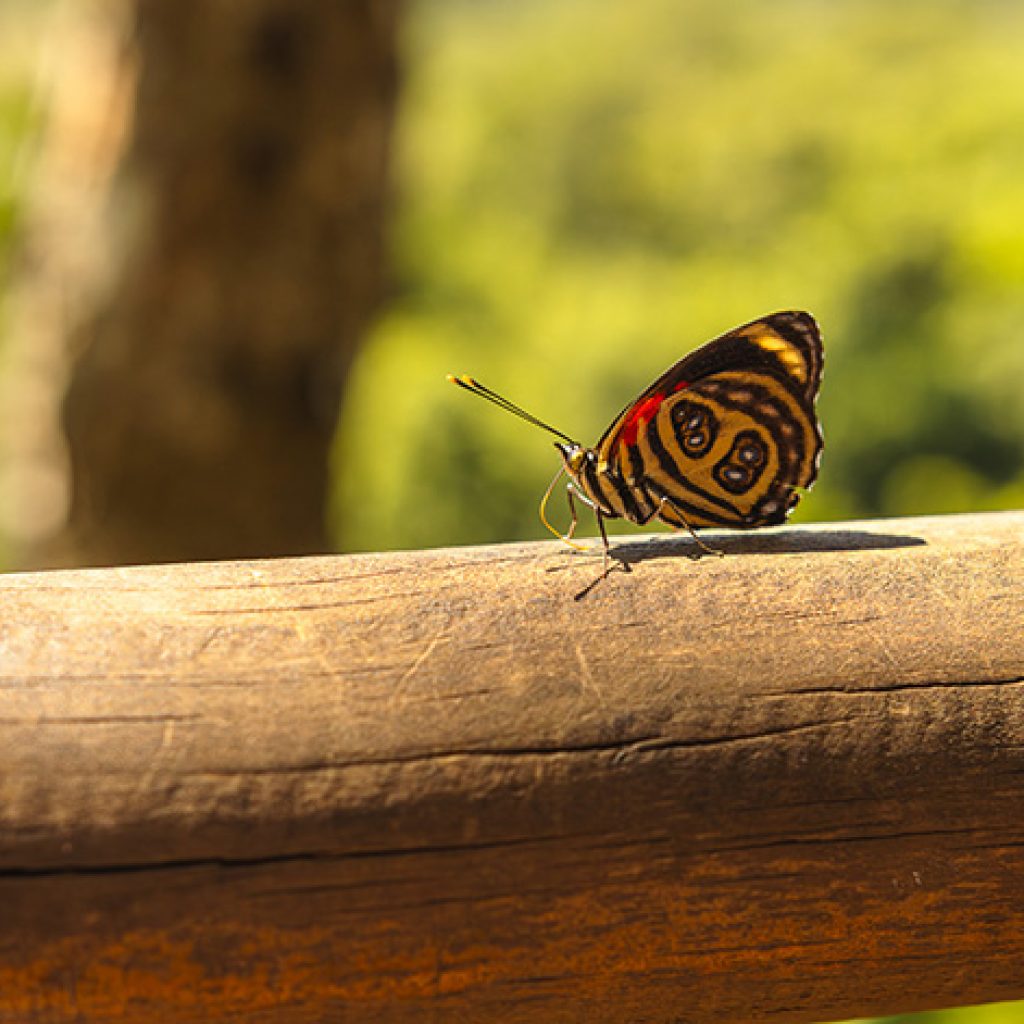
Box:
[447,374,578,445]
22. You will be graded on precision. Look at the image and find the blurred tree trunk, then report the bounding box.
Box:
[52,0,397,567]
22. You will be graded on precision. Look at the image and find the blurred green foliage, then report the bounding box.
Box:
[333,0,1024,554]
[0,1,43,568]
[0,0,38,292]
[0,18,35,316]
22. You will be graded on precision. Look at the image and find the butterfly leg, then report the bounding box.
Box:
[596,510,611,574]
[655,494,724,558]
[567,483,615,574]
[566,483,607,548]
[564,484,580,541]
[563,484,595,552]
[571,484,614,571]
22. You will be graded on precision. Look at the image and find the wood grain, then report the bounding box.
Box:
[1,511,1023,1023]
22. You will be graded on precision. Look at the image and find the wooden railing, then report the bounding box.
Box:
[1,511,1023,1023]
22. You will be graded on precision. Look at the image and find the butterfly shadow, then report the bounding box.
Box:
[613,526,926,564]
[567,526,927,601]
[614,524,929,565]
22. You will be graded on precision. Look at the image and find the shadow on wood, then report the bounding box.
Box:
[613,523,928,561]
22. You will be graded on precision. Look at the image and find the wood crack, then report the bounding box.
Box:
[757,675,1024,697]
[0,832,593,879]
[180,720,855,778]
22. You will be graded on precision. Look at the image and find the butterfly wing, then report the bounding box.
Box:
[595,311,824,530]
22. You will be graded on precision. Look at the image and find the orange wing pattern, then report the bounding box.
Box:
[578,312,823,530]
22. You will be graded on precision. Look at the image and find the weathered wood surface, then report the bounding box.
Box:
[1,511,1023,1024]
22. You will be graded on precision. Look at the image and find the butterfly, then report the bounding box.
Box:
[449,310,824,560]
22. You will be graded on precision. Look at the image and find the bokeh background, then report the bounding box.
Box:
[338,0,1024,553]
[1,0,1023,569]
[1,2,1023,1021]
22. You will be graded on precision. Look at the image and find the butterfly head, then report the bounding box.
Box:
[555,442,591,478]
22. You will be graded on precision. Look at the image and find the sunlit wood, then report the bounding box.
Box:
[1,512,1022,1022]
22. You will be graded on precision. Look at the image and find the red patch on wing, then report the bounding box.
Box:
[618,379,687,447]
